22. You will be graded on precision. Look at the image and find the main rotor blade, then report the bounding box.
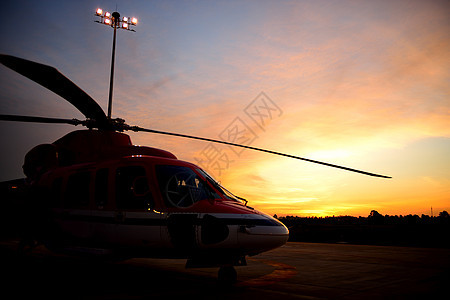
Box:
[130,126,392,179]
[0,114,84,126]
[0,54,107,126]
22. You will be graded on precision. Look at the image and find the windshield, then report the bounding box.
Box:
[196,168,247,205]
[156,165,212,208]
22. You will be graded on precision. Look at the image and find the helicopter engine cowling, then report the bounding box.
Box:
[23,144,59,181]
[22,129,178,181]
[52,130,177,166]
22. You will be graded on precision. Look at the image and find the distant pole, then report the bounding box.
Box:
[94,9,137,120]
[107,12,120,119]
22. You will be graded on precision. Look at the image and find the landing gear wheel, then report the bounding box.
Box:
[218,266,237,285]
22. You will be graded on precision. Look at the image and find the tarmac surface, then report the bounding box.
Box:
[1,240,449,299]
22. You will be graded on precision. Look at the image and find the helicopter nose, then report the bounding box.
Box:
[238,214,289,255]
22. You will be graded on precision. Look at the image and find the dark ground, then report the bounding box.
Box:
[1,239,449,299]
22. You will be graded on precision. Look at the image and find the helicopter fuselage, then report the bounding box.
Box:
[17,130,289,266]
[0,54,389,282]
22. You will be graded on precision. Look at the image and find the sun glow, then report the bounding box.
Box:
[1,0,448,218]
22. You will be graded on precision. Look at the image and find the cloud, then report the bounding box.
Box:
[1,0,448,216]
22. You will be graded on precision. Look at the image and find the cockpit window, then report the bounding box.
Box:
[156,165,212,208]
[196,168,245,204]
[116,166,154,210]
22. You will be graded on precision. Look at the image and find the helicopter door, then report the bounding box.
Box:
[90,168,115,245]
[156,165,214,250]
[57,171,92,243]
[113,166,160,248]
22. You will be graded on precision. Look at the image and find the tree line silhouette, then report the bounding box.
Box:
[275,210,450,248]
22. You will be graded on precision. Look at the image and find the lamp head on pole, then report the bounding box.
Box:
[94,8,138,118]
[95,8,138,32]
[112,11,120,25]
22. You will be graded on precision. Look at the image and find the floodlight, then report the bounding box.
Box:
[94,9,138,118]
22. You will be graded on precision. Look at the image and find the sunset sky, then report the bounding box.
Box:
[0,0,448,217]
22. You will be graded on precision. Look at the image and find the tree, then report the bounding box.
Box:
[438,211,449,224]
[370,210,382,217]
[368,210,384,225]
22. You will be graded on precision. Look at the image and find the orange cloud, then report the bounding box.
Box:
[119,0,450,217]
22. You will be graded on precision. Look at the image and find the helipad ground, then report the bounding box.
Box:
[2,241,449,299]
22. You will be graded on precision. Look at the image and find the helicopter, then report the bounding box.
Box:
[0,54,391,283]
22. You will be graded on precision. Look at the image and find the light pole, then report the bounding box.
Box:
[95,8,137,119]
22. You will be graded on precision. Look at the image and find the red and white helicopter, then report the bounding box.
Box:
[0,54,390,283]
